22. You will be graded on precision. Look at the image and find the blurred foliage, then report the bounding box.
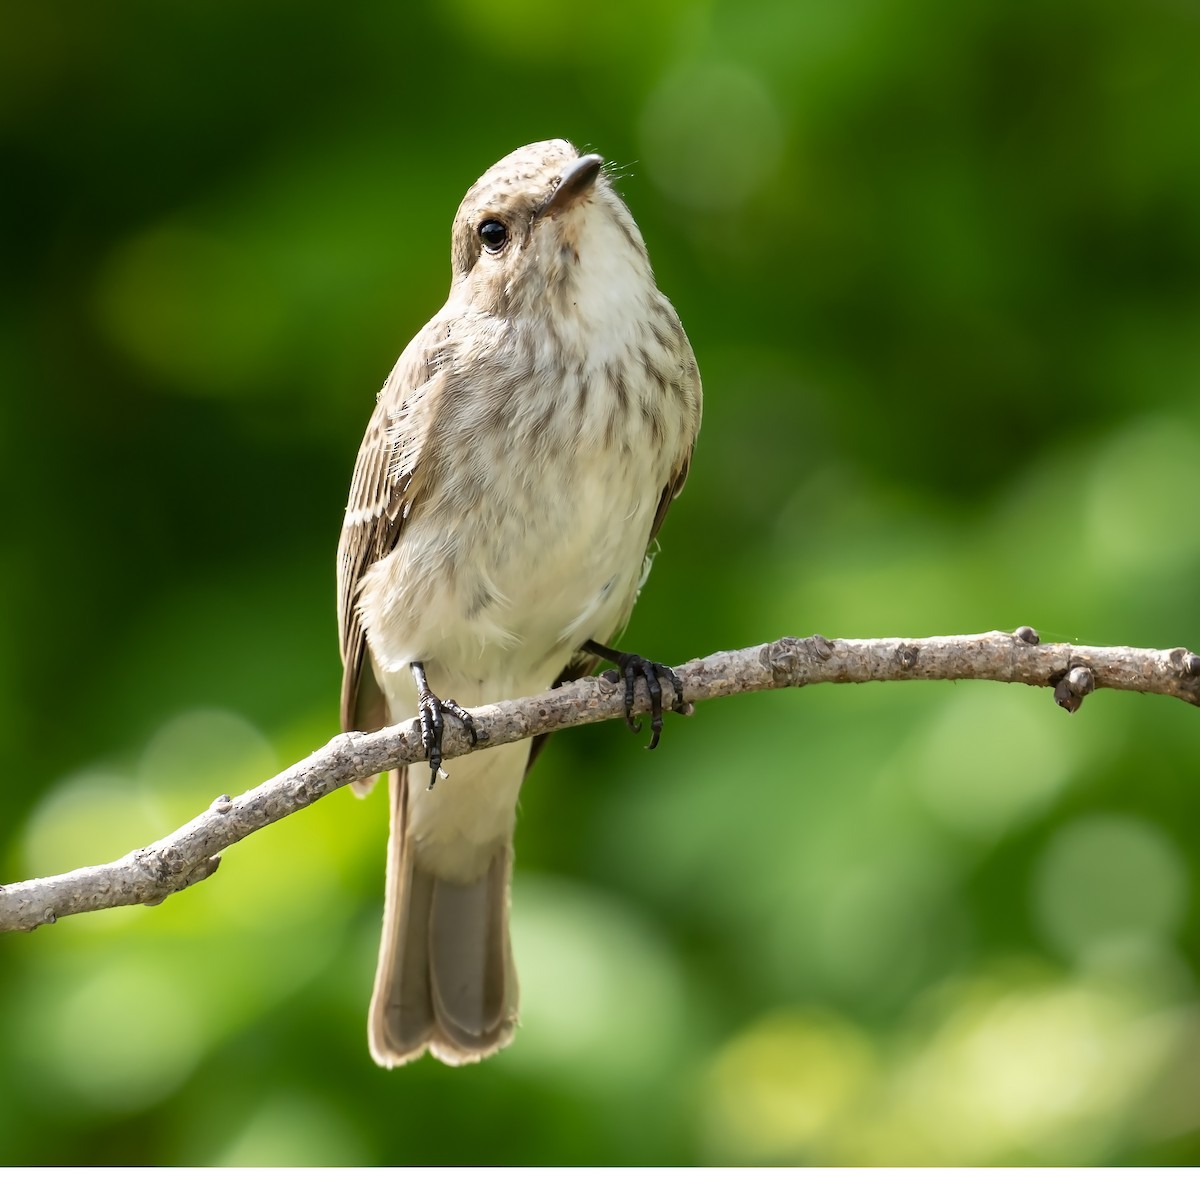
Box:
[2,0,1199,1168]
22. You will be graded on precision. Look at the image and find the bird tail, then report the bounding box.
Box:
[368,768,519,1067]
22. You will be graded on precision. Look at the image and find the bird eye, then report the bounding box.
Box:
[478,219,509,253]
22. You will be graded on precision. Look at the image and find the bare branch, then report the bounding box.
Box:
[3,629,1198,934]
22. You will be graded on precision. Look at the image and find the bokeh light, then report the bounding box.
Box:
[1033,815,1190,964]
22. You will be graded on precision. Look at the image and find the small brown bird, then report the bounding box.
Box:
[337,139,702,1067]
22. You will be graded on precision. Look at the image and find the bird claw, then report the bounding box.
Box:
[601,652,685,750]
[413,670,477,788]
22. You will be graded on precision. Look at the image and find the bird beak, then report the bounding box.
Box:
[540,154,604,218]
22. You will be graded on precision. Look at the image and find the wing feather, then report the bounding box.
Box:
[337,319,449,733]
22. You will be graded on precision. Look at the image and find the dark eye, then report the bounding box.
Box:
[478,219,509,253]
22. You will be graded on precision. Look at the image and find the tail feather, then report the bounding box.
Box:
[429,848,515,1048]
[368,769,518,1067]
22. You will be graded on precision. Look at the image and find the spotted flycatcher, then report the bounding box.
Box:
[337,139,702,1067]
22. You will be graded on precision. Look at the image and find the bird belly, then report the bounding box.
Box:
[360,439,656,704]
[359,442,655,882]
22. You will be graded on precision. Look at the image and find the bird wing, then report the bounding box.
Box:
[648,444,691,547]
[337,319,448,733]
[648,322,702,546]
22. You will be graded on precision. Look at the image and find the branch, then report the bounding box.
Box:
[3,629,1198,933]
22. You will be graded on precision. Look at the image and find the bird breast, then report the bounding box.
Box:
[358,342,684,702]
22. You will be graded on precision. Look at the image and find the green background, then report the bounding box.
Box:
[3,0,1199,1167]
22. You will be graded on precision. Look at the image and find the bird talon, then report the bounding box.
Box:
[583,640,684,749]
[440,698,478,745]
[410,661,474,787]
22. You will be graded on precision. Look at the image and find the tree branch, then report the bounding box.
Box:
[3,628,1198,934]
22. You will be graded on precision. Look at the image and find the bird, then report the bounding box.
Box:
[336,139,702,1067]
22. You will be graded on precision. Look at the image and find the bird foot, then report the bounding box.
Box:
[411,663,477,787]
[583,640,685,750]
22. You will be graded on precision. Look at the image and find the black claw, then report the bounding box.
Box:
[416,688,444,784]
[411,662,475,787]
[440,697,478,745]
[584,640,683,751]
[622,658,643,734]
